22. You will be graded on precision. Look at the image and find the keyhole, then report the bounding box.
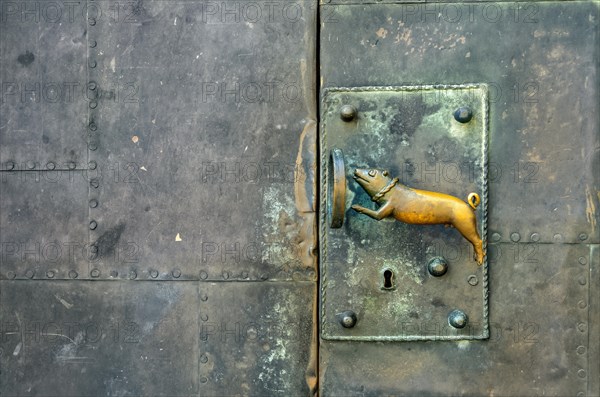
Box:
[383,269,394,290]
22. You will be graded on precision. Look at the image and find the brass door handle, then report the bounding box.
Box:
[351,167,484,265]
[328,148,346,228]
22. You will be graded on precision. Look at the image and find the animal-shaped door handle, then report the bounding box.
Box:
[328,149,484,265]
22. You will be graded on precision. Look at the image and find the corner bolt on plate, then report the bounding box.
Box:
[320,85,489,341]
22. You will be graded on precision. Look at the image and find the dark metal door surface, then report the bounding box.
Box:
[0,0,598,396]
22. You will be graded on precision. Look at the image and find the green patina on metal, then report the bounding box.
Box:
[320,85,489,341]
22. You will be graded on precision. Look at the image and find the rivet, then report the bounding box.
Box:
[200,295,208,302]
[340,105,357,122]
[339,310,357,328]
[89,142,98,151]
[200,271,208,280]
[25,270,34,279]
[88,17,96,26]
[427,257,448,277]
[222,271,229,280]
[577,345,587,355]
[578,256,587,265]
[90,245,99,254]
[91,269,100,278]
[110,270,118,277]
[90,178,100,188]
[68,270,78,279]
[88,82,97,90]
[89,101,98,109]
[453,106,473,123]
[150,270,158,278]
[89,199,98,208]
[578,276,587,286]
[577,369,586,378]
[89,122,97,131]
[46,161,56,170]
[88,160,97,170]
[579,233,588,241]
[241,271,249,279]
[510,232,521,242]
[201,314,208,321]
[448,309,468,329]
[491,232,501,242]
[553,233,563,242]
[530,232,540,242]
[467,275,479,286]
[67,161,76,170]
[577,322,587,332]
[200,377,208,384]
[200,354,208,363]
[89,60,97,68]
[578,300,587,309]
[89,220,98,230]
[172,269,181,278]
[129,270,137,280]
[6,161,15,170]
[46,270,55,278]
[89,40,97,48]
[26,160,35,170]
[6,271,16,279]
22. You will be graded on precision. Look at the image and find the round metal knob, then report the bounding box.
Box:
[339,310,357,328]
[448,309,468,329]
[428,257,448,277]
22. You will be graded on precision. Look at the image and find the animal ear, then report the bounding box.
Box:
[382,170,389,176]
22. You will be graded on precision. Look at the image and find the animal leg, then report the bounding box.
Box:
[352,202,394,221]
[453,215,485,265]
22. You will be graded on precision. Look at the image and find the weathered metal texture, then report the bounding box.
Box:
[0,281,199,396]
[320,1,599,395]
[199,281,315,395]
[86,0,317,281]
[321,244,595,395]
[0,3,88,169]
[320,1,599,244]
[0,171,90,279]
[1,0,318,396]
[320,86,489,340]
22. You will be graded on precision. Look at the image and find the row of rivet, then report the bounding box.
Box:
[490,232,590,242]
[2,161,81,171]
[199,270,264,280]
[3,268,183,280]
[88,18,100,253]
[576,254,588,396]
[200,287,209,385]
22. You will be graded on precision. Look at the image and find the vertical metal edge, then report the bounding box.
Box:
[319,90,330,339]
[589,244,599,397]
[481,83,490,339]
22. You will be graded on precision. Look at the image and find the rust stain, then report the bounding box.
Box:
[585,185,597,232]
[376,28,388,39]
[294,120,318,397]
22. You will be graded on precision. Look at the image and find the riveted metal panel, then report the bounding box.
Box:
[0,281,199,396]
[320,1,599,395]
[0,0,88,170]
[85,0,317,281]
[0,170,89,280]
[320,1,599,243]
[320,85,489,341]
[320,243,596,396]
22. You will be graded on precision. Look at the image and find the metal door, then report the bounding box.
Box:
[0,0,598,396]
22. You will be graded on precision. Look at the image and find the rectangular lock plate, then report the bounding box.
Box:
[320,85,489,341]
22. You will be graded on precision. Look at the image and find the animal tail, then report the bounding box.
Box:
[467,193,481,210]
